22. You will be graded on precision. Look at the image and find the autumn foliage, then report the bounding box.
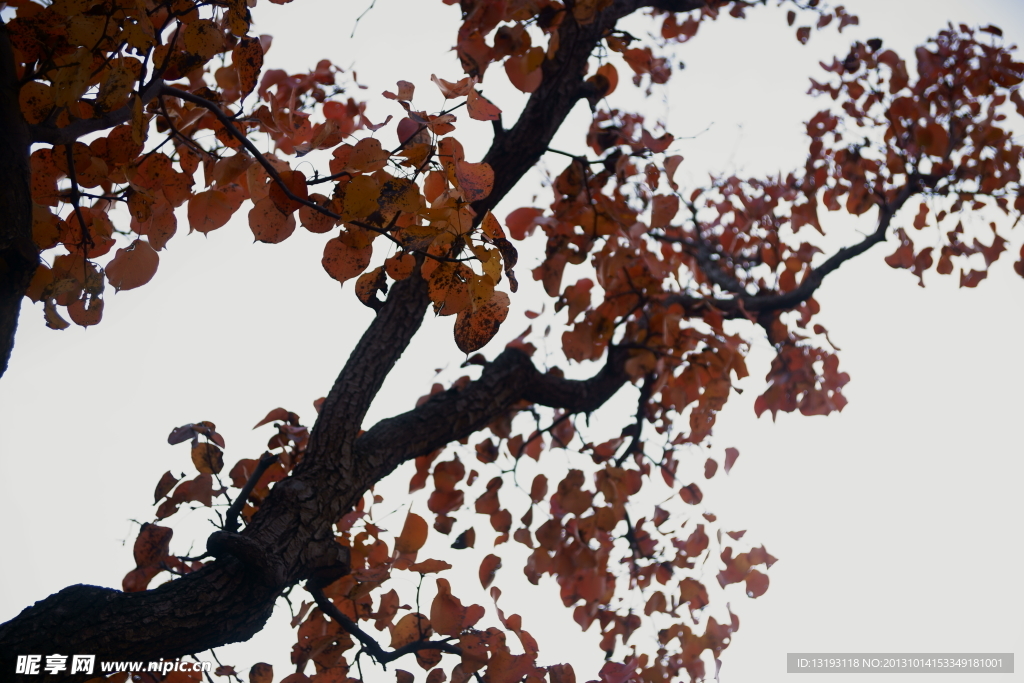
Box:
[0,0,1022,681]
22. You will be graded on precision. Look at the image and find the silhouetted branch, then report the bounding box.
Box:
[224,452,279,533]
[308,584,461,665]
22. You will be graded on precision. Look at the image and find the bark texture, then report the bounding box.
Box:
[0,20,37,380]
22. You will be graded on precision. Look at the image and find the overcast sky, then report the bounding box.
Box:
[1,1,1022,682]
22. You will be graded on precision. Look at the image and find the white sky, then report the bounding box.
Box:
[1,1,1022,682]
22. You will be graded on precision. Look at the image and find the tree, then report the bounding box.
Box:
[0,0,1022,681]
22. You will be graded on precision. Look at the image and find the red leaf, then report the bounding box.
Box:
[254,407,290,429]
[679,483,703,505]
[704,458,718,479]
[724,447,740,473]
[745,568,770,598]
[478,553,501,588]
[408,558,453,574]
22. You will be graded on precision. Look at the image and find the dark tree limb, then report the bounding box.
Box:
[646,0,708,10]
[0,19,38,380]
[29,77,166,146]
[223,452,279,534]
[353,345,631,479]
[662,184,918,319]
[616,373,653,467]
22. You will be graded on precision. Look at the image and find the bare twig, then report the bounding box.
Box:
[307,584,461,666]
[63,144,93,259]
[615,373,653,467]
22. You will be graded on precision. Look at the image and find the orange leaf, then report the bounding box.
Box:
[481,211,506,240]
[454,291,510,353]
[154,471,180,503]
[254,407,290,429]
[467,89,501,121]
[505,207,542,240]
[339,175,381,223]
[133,523,173,567]
[191,442,224,475]
[322,232,372,283]
[350,138,390,173]
[431,74,473,98]
[408,559,453,574]
[249,196,296,243]
[383,80,415,101]
[456,161,494,203]
[188,190,235,233]
[233,36,264,98]
[105,239,159,291]
[385,253,416,281]
[67,295,103,327]
[299,193,338,233]
[597,63,618,96]
[505,52,543,93]
[390,613,432,649]
[355,266,387,309]
[396,512,428,554]
[430,578,467,636]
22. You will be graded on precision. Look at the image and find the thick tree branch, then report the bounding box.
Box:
[0,19,38,379]
[224,452,279,534]
[353,346,631,477]
[29,77,166,146]
[471,0,648,218]
[646,0,708,10]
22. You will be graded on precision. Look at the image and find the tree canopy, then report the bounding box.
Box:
[0,0,1022,682]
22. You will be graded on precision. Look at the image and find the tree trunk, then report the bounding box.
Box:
[0,19,38,379]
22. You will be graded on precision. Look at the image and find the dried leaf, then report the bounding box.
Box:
[454,291,510,353]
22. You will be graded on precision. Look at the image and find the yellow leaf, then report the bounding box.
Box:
[130,96,146,145]
[183,19,224,60]
[19,82,54,125]
[96,65,136,113]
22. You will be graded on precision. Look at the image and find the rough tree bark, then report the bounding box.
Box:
[0,19,38,380]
